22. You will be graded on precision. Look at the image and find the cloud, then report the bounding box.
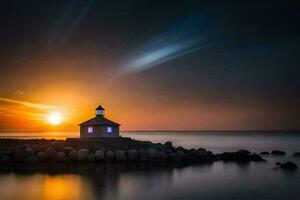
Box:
[14,90,24,96]
[0,98,59,110]
[119,13,226,75]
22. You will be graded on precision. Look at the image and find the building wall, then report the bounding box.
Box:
[80,125,119,138]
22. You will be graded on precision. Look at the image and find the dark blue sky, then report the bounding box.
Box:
[0,0,299,130]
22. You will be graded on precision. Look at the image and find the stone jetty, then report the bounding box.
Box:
[0,138,268,166]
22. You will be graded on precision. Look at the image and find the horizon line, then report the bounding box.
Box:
[0,129,299,133]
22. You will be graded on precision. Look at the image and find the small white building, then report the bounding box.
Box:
[79,105,120,138]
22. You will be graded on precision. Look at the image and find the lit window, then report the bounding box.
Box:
[88,127,93,133]
[107,127,112,133]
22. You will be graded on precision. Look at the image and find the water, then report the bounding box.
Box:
[0,131,299,200]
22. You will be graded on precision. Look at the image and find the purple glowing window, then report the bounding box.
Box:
[88,127,93,133]
[107,127,112,133]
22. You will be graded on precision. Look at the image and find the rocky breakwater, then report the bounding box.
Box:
[0,139,267,166]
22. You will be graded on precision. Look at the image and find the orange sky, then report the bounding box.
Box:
[0,90,296,131]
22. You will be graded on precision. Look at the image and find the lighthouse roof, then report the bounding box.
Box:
[79,116,120,126]
[96,105,105,110]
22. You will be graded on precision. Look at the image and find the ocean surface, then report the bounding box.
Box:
[0,131,299,200]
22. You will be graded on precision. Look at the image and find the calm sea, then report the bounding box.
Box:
[0,131,299,200]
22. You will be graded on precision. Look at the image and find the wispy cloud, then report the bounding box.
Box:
[14,90,24,96]
[0,98,59,110]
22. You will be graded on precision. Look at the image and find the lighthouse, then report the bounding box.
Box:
[79,105,120,138]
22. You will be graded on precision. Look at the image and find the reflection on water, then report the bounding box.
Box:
[0,158,299,200]
[0,174,93,200]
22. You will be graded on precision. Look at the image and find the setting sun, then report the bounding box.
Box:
[47,112,62,125]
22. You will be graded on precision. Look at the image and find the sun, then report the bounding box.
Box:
[47,112,63,125]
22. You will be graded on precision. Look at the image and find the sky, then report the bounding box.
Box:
[0,0,299,131]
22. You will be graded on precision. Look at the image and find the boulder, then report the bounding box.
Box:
[163,141,173,150]
[249,154,265,161]
[30,144,45,153]
[175,146,189,153]
[26,155,38,163]
[115,150,126,161]
[105,150,114,161]
[280,161,297,170]
[260,151,269,155]
[25,147,35,156]
[218,152,265,163]
[0,155,11,163]
[36,152,46,161]
[236,150,251,155]
[189,148,215,162]
[173,151,186,162]
[157,150,168,160]
[56,152,67,162]
[68,150,78,161]
[147,148,157,160]
[271,150,286,156]
[44,147,57,160]
[292,152,300,157]
[138,149,147,161]
[78,149,89,162]
[88,153,95,162]
[95,150,104,161]
[64,146,75,154]
[0,150,10,156]
[51,142,65,152]
[127,149,138,161]
[154,143,165,151]
[12,146,28,162]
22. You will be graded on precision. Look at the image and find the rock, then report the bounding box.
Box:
[12,146,28,162]
[0,150,10,156]
[173,151,186,162]
[138,149,147,161]
[36,152,45,161]
[260,151,269,155]
[271,150,286,156]
[0,155,11,163]
[105,150,114,161]
[77,149,89,162]
[95,150,104,161]
[189,148,214,162]
[88,153,95,162]
[218,152,265,162]
[44,147,57,160]
[115,150,126,161]
[64,146,75,154]
[26,155,38,163]
[51,142,65,152]
[157,150,168,160]
[127,149,138,161]
[275,162,282,166]
[175,146,189,153]
[163,141,173,150]
[236,150,251,155]
[25,147,35,156]
[30,144,44,153]
[56,152,67,162]
[147,148,157,160]
[292,152,300,157]
[154,143,164,151]
[249,154,265,161]
[280,161,297,170]
[68,150,78,161]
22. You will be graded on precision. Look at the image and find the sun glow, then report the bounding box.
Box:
[47,112,63,125]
